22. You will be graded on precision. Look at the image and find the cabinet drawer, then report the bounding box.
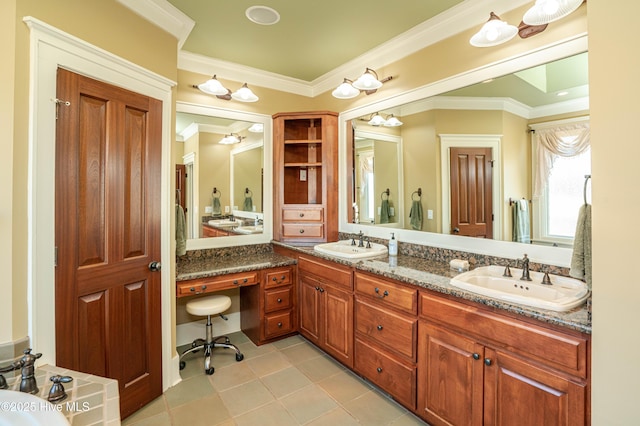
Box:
[282,207,323,222]
[298,255,352,290]
[420,292,588,378]
[264,310,294,338]
[265,268,293,288]
[355,299,416,360]
[355,338,416,410]
[355,272,417,315]
[282,223,323,238]
[264,286,293,313]
[177,271,258,297]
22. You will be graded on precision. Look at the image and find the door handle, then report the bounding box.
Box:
[148,261,161,272]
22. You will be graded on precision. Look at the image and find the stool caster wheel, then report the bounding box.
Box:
[236,353,244,362]
[179,361,186,370]
[206,367,215,375]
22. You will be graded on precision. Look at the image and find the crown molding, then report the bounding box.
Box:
[116,0,194,49]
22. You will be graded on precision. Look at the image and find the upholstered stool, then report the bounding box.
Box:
[179,295,244,375]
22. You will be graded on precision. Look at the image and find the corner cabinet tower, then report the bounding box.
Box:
[273,111,339,244]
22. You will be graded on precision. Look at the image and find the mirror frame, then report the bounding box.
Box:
[338,35,588,267]
[176,101,273,249]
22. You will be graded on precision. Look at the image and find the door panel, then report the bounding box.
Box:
[450,147,493,238]
[55,68,162,419]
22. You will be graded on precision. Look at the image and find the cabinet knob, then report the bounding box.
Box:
[277,322,283,328]
[299,213,305,217]
[315,286,320,291]
[299,229,305,234]
[243,278,248,283]
[201,285,207,290]
[233,280,239,285]
[189,287,195,292]
[319,288,325,293]
[473,353,480,360]
[374,288,389,298]
[376,367,383,373]
[281,275,286,280]
[377,325,383,331]
[484,358,492,366]
[277,298,282,303]
[272,277,277,281]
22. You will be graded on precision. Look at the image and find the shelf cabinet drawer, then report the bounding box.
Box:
[298,255,352,290]
[355,299,417,360]
[264,286,293,313]
[177,271,258,297]
[355,338,416,410]
[265,268,292,288]
[265,310,295,338]
[282,223,323,238]
[282,207,323,222]
[355,272,417,315]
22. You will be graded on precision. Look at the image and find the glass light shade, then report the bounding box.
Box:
[197,75,229,96]
[368,113,386,126]
[219,134,241,145]
[248,123,264,133]
[470,13,518,47]
[352,69,383,91]
[523,0,583,25]
[384,115,403,127]
[231,83,259,102]
[332,79,360,99]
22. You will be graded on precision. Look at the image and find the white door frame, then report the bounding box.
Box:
[24,17,178,389]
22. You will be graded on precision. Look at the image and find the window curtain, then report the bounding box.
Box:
[533,122,590,198]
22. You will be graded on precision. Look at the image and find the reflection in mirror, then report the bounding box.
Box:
[175,102,272,249]
[348,51,588,247]
[340,37,589,266]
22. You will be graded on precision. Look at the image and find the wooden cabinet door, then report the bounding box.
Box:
[322,285,354,368]
[417,322,484,426]
[483,348,586,426]
[298,273,322,345]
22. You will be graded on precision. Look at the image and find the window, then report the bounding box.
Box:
[532,118,590,247]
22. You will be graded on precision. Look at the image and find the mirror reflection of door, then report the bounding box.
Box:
[449,146,493,238]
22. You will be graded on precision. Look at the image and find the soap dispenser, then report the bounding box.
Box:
[389,233,398,256]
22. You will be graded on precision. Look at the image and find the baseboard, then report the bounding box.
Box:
[175,312,241,347]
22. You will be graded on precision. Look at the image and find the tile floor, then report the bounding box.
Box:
[122,332,428,425]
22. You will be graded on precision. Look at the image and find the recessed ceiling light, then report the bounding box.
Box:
[557,91,569,96]
[246,6,280,25]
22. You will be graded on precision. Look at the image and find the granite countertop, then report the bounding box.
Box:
[176,252,297,282]
[178,242,591,335]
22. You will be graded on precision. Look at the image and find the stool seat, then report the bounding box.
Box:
[186,295,232,317]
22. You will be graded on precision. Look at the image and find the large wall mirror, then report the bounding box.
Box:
[176,102,273,249]
[339,36,589,266]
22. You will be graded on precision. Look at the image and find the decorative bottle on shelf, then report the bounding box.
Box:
[389,232,398,256]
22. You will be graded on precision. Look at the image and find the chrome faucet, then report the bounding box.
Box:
[358,231,365,247]
[520,254,532,281]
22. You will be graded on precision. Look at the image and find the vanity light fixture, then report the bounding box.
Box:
[193,76,259,102]
[332,68,392,99]
[365,113,403,127]
[248,123,264,133]
[219,133,245,145]
[470,0,584,47]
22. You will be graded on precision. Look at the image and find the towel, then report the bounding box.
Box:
[379,199,391,224]
[570,204,592,289]
[212,197,221,215]
[409,200,423,230]
[512,199,531,244]
[243,196,253,212]
[175,203,187,256]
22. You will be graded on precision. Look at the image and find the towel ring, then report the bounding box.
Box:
[245,188,253,198]
[381,188,390,200]
[583,174,591,205]
[411,188,422,201]
[212,187,221,198]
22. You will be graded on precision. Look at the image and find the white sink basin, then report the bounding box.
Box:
[0,390,70,425]
[207,219,239,227]
[450,265,590,312]
[314,239,388,259]
[233,225,263,234]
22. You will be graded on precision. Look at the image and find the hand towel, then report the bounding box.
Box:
[409,200,423,230]
[512,200,531,244]
[570,204,592,289]
[243,196,253,212]
[175,203,187,256]
[212,197,221,215]
[379,199,391,224]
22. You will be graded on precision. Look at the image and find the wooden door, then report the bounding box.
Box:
[55,68,162,419]
[483,349,586,426]
[417,322,484,426]
[450,147,493,238]
[322,285,353,368]
[298,273,322,345]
